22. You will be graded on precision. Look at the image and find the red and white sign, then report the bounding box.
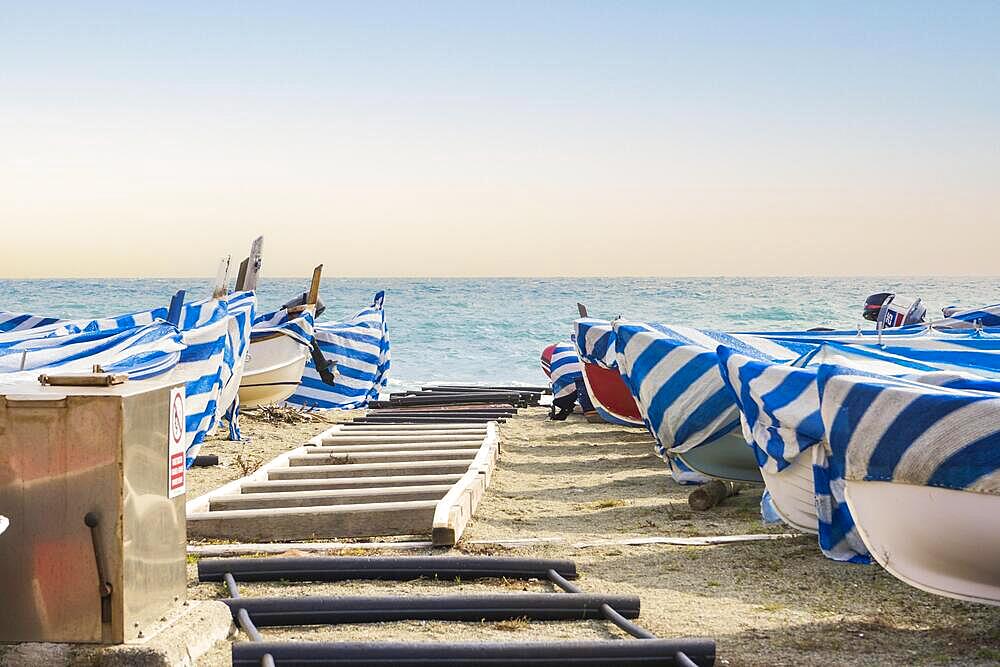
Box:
[168,387,186,498]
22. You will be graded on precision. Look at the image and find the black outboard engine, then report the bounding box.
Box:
[281,292,327,318]
[862,292,926,328]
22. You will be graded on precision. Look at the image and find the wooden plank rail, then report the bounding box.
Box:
[320,434,482,445]
[239,474,464,494]
[187,500,439,541]
[208,485,453,511]
[270,459,475,479]
[187,421,501,545]
[288,449,480,466]
[308,441,484,454]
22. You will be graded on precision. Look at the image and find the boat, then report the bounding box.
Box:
[573,309,644,427]
[238,265,322,408]
[820,366,1000,603]
[540,341,594,420]
[282,290,391,411]
[611,295,1000,488]
[0,239,263,464]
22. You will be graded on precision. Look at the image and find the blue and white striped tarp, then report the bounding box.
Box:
[819,365,1000,497]
[251,307,315,347]
[0,321,184,382]
[0,291,258,465]
[574,318,618,369]
[612,320,815,460]
[545,342,584,401]
[283,291,390,410]
[716,341,1000,562]
[167,292,256,464]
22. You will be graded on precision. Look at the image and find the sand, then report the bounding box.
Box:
[186,408,1000,666]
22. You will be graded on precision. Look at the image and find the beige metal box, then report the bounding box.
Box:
[0,376,188,644]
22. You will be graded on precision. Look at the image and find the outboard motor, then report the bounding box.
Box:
[281,292,327,318]
[862,292,926,329]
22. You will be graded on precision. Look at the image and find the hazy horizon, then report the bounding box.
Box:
[2,2,998,278]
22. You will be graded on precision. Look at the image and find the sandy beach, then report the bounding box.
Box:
[187,408,1000,666]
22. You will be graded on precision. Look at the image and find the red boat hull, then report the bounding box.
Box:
[580,362,644,426]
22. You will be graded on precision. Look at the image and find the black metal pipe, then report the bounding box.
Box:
[232,639,717,666]
[224,572,266,644]
[675,651,700,667]
[192,454,220,467]
[236,608,264,643]
[200,556,577,584]
[384,393,527,407]
[224,572,241,598]
[352,417,505,425]
[221,593,639,626]
[548,569,655,640]
[426,384,551,394]
[367,409,516,416]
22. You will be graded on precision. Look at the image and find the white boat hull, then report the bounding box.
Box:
[238,335,309,408]
[846,481,1000,605]
[760,453,818,534]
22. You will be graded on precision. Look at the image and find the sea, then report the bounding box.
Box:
[2,277,997,391]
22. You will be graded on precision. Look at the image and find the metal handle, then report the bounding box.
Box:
[84,512,113,624]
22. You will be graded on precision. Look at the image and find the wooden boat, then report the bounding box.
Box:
[238,265,322,408]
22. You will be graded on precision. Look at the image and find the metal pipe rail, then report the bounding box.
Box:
[204,556,715,667]
[354,416,506,424]
[232,640,715,666]
[220,592,640,625]
[200,556,578,583]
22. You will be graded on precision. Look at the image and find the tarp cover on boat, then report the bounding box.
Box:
[283,291,390,410]
[0,291,257,467]
[819,366,1000,497]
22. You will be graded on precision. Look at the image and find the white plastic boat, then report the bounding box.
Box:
[238,265,323,408]
[759,453,818,534]
[238,332,310,408]
[845,481,1000,605]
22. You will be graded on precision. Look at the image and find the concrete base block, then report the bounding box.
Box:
[0,601,233,667]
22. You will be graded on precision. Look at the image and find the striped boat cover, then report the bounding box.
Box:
[612,320,814,461]
[0,291,257,465]
[251,307,316,347]
[574,318,618,369]
[283,291,390,410]
[927,303,1000,329]
[0,321,184,382]
[544,342,583,401]
[716,342,1000,562]
[169,292,256,464]
[820,365,1000,497]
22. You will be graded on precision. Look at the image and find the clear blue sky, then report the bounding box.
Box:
[2,2,998,277]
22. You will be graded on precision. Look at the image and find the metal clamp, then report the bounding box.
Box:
[84,512,113,624]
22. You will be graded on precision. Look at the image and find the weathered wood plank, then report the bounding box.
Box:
[187,500,438,541]
[208,484,452,511]
[432,423,501,547]
[307,441,483,454]
[320,434,483,445]
[268,459,474,480]
[240,474,464,493]
[327,429,488,437]
[288,449,479,466]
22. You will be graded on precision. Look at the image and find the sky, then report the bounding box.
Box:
[1,2,998,278]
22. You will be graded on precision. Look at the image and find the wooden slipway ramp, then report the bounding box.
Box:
[187,421,500,547]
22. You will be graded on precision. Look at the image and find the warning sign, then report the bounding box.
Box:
[168,387,186,498]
